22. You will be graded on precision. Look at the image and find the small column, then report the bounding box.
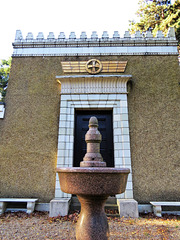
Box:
[27,202,36,214]
[153,205,162,217]
[0,202,7,215]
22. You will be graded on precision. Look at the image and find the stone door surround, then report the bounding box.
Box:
[55,74,133,199]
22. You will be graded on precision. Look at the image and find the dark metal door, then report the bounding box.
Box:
[74,110,114,167]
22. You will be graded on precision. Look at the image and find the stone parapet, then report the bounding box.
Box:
[12,29,178,57]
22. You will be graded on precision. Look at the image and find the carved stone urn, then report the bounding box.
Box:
[57,117,130,240]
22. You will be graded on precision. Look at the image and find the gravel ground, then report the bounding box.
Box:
[0,211,180,239]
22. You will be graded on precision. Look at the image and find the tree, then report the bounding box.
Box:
[0,58,11,102]
[129,0,180,43]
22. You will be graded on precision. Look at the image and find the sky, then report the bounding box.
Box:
[0,0,140,60]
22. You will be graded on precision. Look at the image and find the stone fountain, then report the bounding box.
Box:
[57,116,130,240]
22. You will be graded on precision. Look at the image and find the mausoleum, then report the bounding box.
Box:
[0,28,179,216]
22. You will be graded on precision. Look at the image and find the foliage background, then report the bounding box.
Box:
[129,0,180,43]
[0,59,11,101]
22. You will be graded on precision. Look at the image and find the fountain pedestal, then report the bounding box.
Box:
[76,195,109,240]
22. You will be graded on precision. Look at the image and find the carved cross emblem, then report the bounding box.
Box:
[85,59,102,74]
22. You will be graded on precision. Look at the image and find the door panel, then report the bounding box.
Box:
[74,110,114,167]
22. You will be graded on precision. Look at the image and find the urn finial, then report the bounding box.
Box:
[80,116,106,167]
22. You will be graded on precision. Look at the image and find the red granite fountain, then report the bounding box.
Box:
[57,116,130,240]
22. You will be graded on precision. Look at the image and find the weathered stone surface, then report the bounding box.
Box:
[117,199,139,218]
[49,198,71,217]
[76,195,109,240]
[0,57,62,202]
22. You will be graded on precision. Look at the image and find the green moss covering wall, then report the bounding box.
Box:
[0,55,179,203]
[0,57,62,202]
[126,55,180,203]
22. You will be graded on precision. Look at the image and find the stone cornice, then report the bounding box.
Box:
[12,29,178,57]
[56,75,132,94]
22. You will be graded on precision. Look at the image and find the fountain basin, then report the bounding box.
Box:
[57,167,130,196]
[57,167,130,240]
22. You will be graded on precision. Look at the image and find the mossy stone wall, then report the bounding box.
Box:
[0,57,62,202]
[0,55,179,203]
[126,55,180,203]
